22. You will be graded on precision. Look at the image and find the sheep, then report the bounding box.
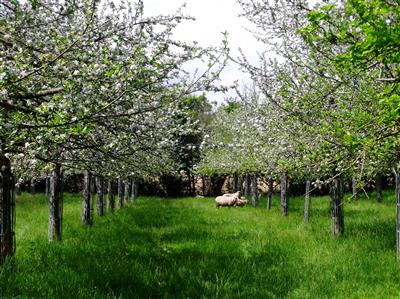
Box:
[215,195,238,208]
[222,191,240,198]
[236,197,248,207]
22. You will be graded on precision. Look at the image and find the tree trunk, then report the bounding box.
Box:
[130,179,134,202]
[352,177,358,201]
[90,175,95,220]
[395,162,400,259]
[304,179,311,222]
[82,171,93,225]
[330,175,344,236]
[233,174,239,192]
[130,179,138,202]
[117,177,123,208]
[133,180,139,200]
[250,174,258,207]
[108,180,115,212]
[187,170,192,195]
[191,172,196,196]
[237,176,242,195]
[0,153,15,264]
[45,175,50,196]
[30,178,35,195]
[244,174,251,199]
[210,175,225,196]
[96,176,104,216]
[281,172,289,216]
[90,176,96,195]
[48,163,63,242]
[201,176,206,196]
[124,179,130,203]
[376,172,383,203]
[267,177,273,210]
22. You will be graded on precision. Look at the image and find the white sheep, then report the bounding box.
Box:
[215,191,241,208]
[236,197,248,207]
[215,195,238,208]
[222,191,240,198]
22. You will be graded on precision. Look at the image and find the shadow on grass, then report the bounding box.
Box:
[344,214,395,250]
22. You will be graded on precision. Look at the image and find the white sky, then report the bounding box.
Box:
[142,0,263,105]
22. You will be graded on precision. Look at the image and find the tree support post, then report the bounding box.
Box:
[304,179,311,221]
[376,172,383,203]
[330,175,344,236]
[124,179,130,203]
[96,176,104,216]
[130,179,139,202]
[244,174,251,199]
[117,177,123,208]
[108,179,115,212]
[250,174,258,207]
[48,163,63,241]
[267,177,273,210]
[191,171,196,196]
[0,153,15,264]
[82,171,93,225]
[281,172,289,216]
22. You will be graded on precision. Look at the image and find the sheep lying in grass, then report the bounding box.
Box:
[236,197,248,207]
[215,193,239,208]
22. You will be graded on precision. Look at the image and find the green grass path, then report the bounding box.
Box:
[1,191,400,298]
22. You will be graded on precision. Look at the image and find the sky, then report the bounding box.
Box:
[142,0,263,105]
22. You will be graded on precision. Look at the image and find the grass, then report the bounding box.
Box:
[0,190,399,298]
